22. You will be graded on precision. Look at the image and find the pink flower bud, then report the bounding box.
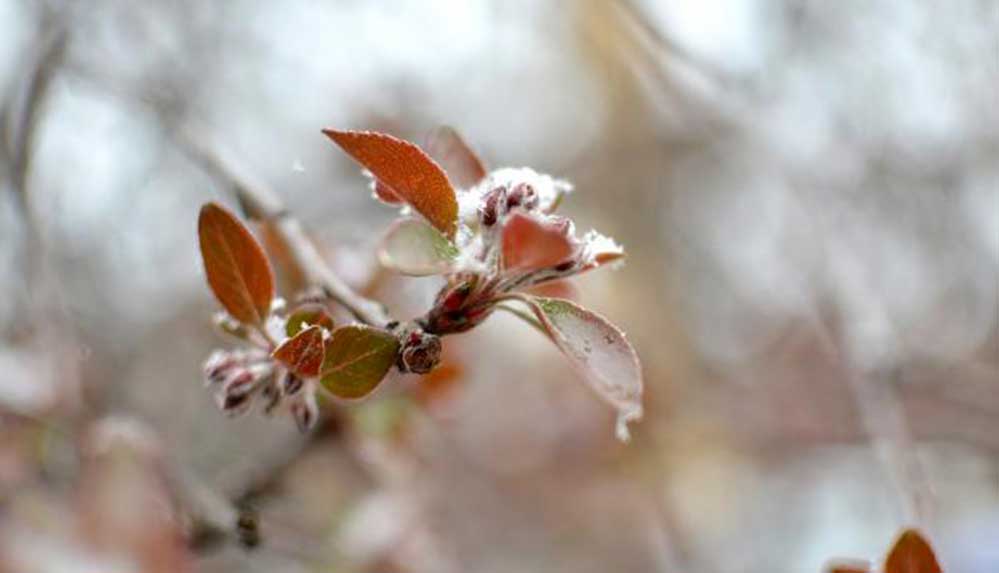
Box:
[290,392,319,433]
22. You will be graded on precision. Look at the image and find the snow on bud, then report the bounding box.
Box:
[397,327,443,374]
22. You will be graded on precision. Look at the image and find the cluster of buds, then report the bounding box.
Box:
[416,167,624,335]
[202,306,320,432]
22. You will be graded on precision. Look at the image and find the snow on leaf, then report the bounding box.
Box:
[378,218,459,276]
[501,212,576,272]
[272,325,325,378]
[320,325,400,399]
[425,125,487,189]
[198,202,274,325]
[884,529,942,573]
[323,129,459,238]
[515,295,643,441]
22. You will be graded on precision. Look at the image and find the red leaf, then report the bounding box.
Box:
[884,529,942,573]
[198,202,274,325]
[323,129,459,238]
[502,212,575,271]
[425,125,487,189]
[372,179,404,204]
[824,559,872,573]
[272,325,325,377]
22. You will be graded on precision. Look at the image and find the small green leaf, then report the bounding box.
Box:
[320,325,400,399]
[515,295,643,442]
[286,305,335,338]
[378,218,459,276]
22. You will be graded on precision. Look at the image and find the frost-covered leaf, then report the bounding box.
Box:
[516,295,642,441]
[272,325,325,378]
[320,325,400,399]
[286,305,335,338]
[198,202,274,325]
[502,212,575,271]
[885,529,942,573]
[323,129,459,238]
[378,218,459,276]
[425,125,487,189]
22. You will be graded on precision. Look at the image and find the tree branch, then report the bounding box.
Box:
[176,127,392,327]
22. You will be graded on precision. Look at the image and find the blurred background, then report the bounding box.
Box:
[1,0,997,571]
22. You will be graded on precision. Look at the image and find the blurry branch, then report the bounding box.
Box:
[4,12,68,211]
[177,128,392,327]
[604,0,745,129]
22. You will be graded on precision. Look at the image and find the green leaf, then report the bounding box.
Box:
[198,202,274,325]
[378,218,459,276]
[286,305,335,338]
[320,325,400,399]
[515,295,643,441]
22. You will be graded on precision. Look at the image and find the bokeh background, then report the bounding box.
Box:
[1,0,997,571]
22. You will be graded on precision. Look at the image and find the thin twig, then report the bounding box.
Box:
[176,127,392,327]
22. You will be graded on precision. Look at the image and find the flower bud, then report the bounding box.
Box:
[290,391,319,433]
[479,186,506,227]
[397,327,442,374]
[506,182,538,211]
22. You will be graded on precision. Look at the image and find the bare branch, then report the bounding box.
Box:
[176,128,392,327]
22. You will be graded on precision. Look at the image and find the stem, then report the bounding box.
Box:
[177,128,392,327]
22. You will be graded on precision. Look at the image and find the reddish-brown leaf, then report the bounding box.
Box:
[272,325,326,377]
[198,202,274,325]
[502,212,576,271]
[425,125,488,189]
[884,529,942,573]
[824,559,872,573]
[372,179,404,204]
[323,129,459,238]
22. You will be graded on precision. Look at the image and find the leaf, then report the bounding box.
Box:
[884,529,942,573]
[272,325,325,377]
[320,325,400,399]
[323,129,459,238]
[502,212,576,271]
[286,305,335,338]
[372,179,404,204]
[198,202,274,325]
[824,560,872,573]
[516,295,642,441]
[425,125,487,189]
[378,218,459,276]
